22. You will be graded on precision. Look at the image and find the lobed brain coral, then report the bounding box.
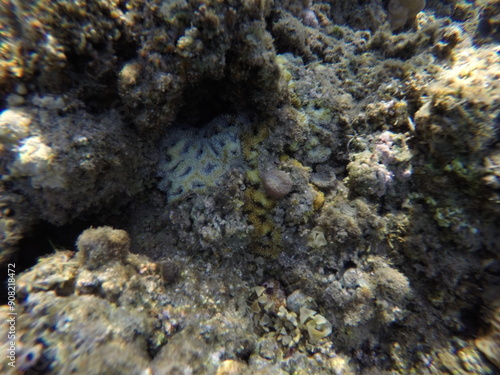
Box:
[158,114,248,203]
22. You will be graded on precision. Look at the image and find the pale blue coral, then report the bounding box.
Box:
[158,115,244,202]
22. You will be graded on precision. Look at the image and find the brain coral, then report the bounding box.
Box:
[158,114,247,202]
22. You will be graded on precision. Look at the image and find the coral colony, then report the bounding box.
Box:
[0,0,499,374]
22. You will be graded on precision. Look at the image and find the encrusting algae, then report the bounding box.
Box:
[0,0,499,374]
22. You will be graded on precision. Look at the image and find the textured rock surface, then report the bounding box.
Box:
[0,0,499,374]
[388,0,426,30]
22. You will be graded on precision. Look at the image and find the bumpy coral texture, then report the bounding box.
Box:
[158,115,247,202]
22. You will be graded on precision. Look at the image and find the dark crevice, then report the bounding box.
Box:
[175,75,255,128]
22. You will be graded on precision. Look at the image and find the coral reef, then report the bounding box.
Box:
[1,0,499,374]
[0,226,262,375]
[0,101,148,226]
[250,280,332,348]
[117,0,285,132]
[346,131,412,198]
[158,114,246,203]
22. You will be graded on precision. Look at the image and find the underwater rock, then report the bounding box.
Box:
[76,226,130,270]
[346,131,412,198]
[1,0,499,374]
[158,114,246,203]
[475,294,500,369]
[260,169,293,199]
[388,0,426,30]
[0,102,147,227]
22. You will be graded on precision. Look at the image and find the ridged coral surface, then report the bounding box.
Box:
[1,0,499,374]
[158,114,245,202]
